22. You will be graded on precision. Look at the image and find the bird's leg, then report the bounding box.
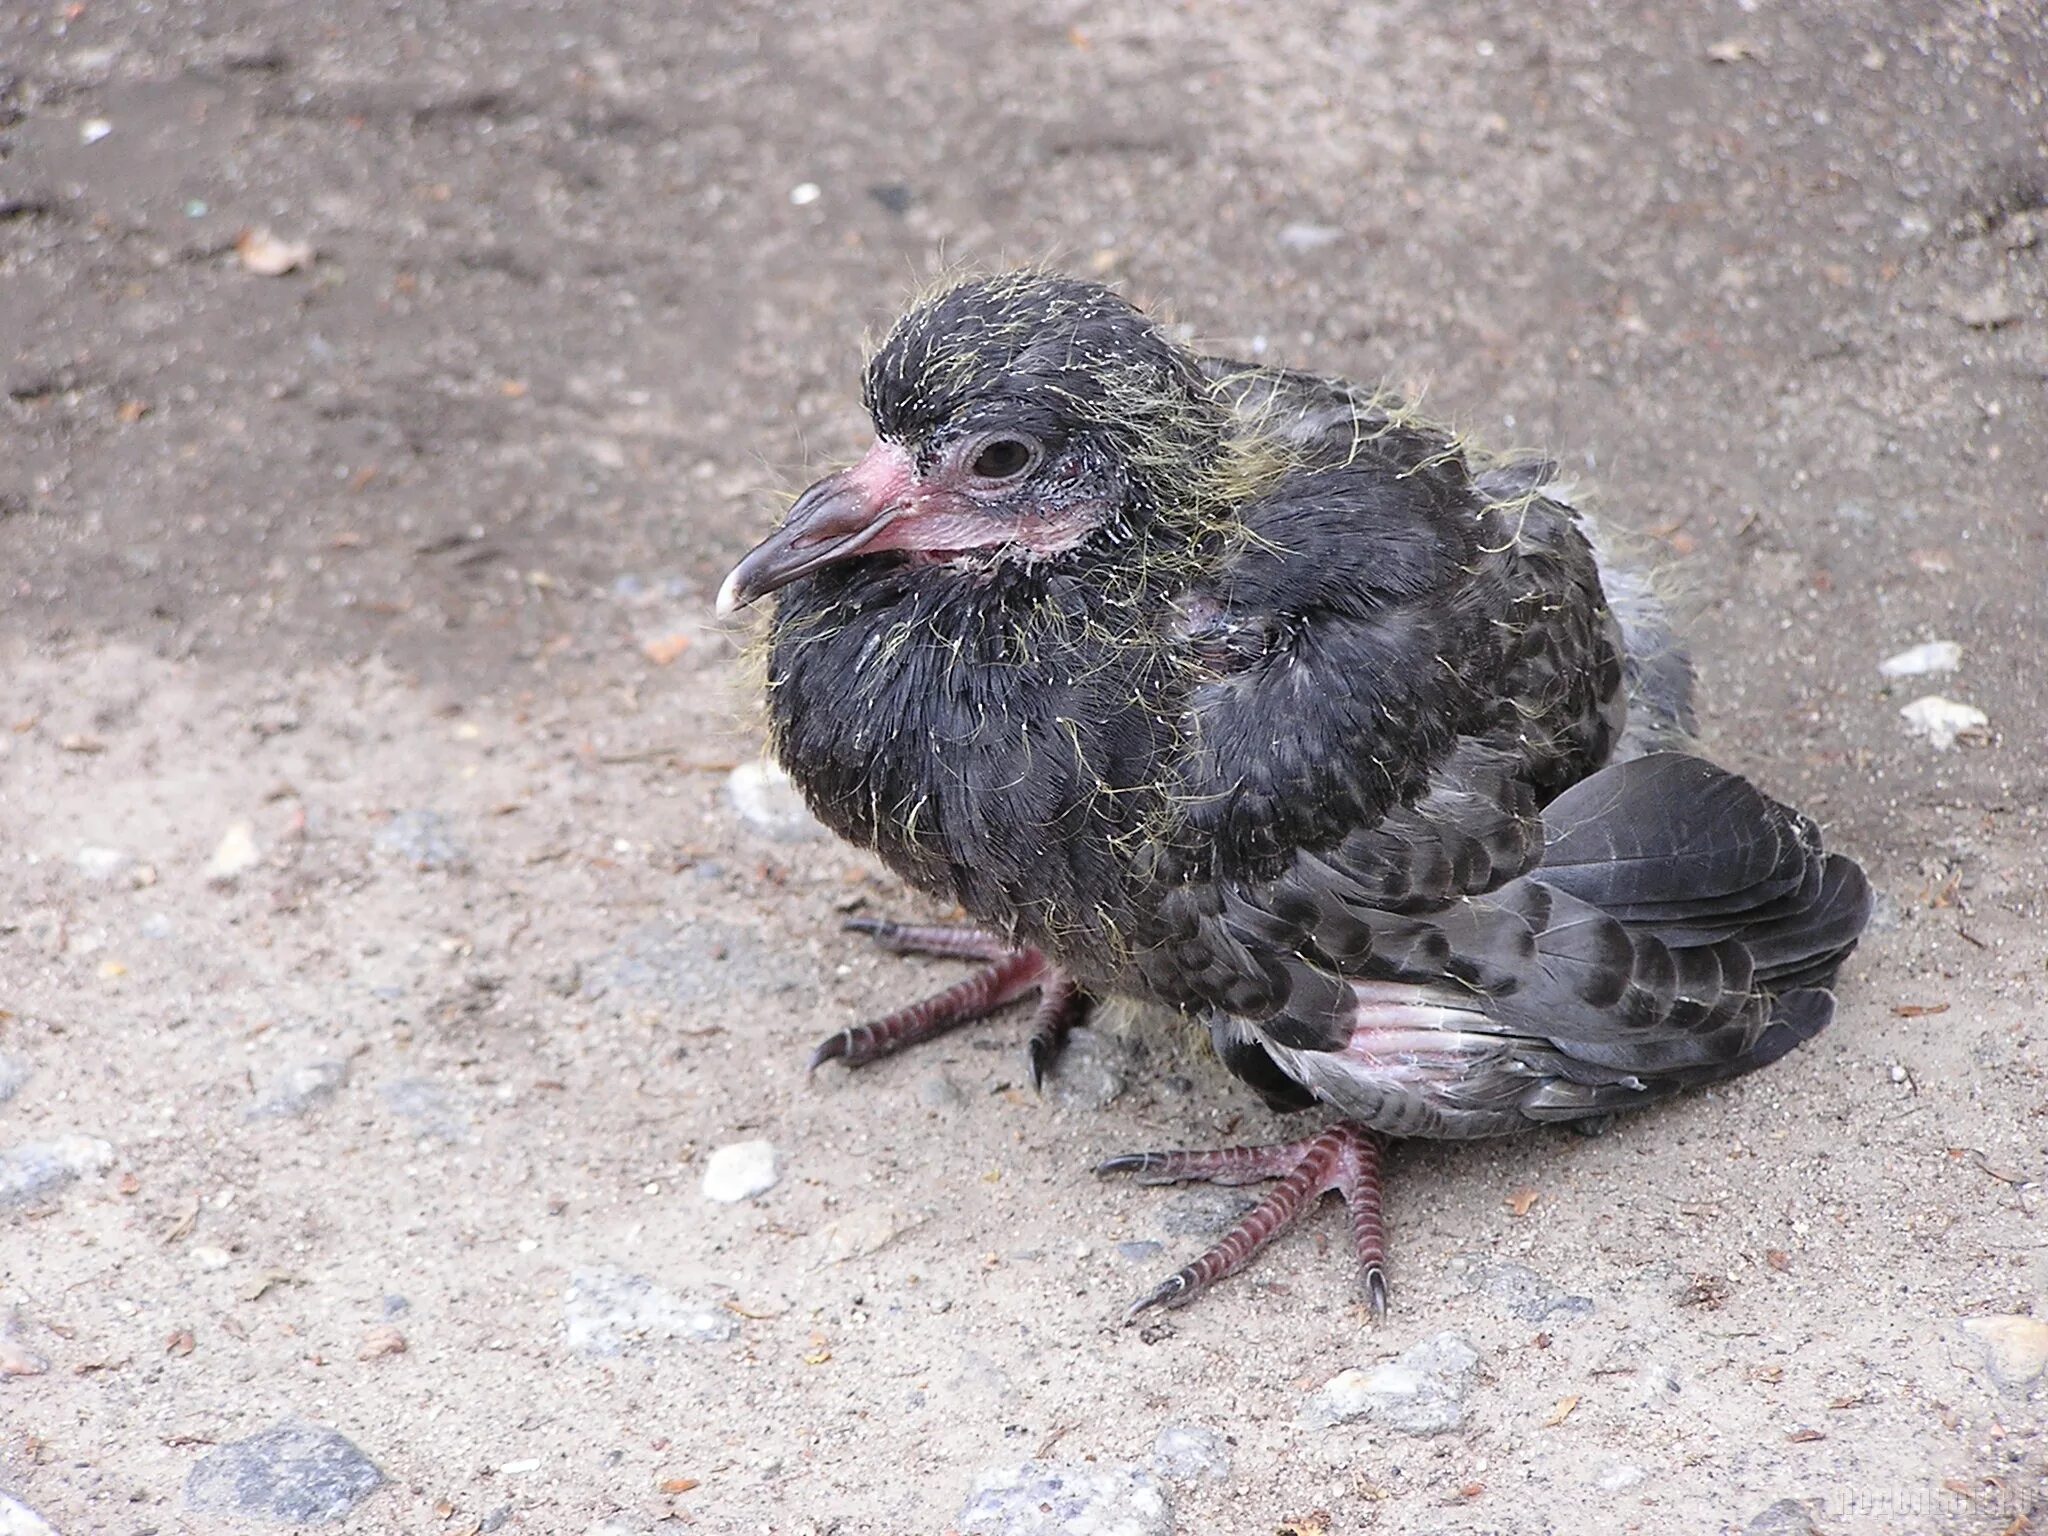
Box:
[809,920,1086,1081]
[1024,974,1092,1091]
[1097,1121,1388,1321]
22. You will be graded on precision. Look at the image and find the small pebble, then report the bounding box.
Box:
[246,1059,348,1120]
[959,1461,1171,1536]
[562,1266,735,1356]
[0,1055,28,1105]
[1877,640,1961,679]
[1958,1314,2048,1397]
[72,846,131,880]
[0,1491,62,1536]
[724,763,822,842]
[1042,1028,1128,1110]
[190,1244,234,1272]
[1596,1462,1647,1491]
[0,1136,116,1208]
[1276,222,1343,251]
[378,1079,469,1142]
[917,1072,966,1110]
[701,1139,777,1203]
[1949,283,2020,329]
[373,810,470,872]
[1305,1332,1480,1435]
[1744,1499,1822,1536]
[79,118,112,144]
[1151,1425,1230,1482]
[1116,1240,1165,1263]
[1899,695,1989,750]
[789,182,821,206]
[184,1420,385,1524]
[205,822,262,884]
[2,1311,51,1377]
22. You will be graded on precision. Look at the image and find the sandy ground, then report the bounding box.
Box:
[2,2,2044,1533]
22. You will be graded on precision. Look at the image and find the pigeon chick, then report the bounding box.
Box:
[718,272,1870,1319]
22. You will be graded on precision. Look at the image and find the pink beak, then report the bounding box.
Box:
[717,441,918,617]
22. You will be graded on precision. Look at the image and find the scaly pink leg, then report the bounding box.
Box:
[1097,1122,1388,1321]
[809,921,1087,1082]
[1024,974,1091,1091]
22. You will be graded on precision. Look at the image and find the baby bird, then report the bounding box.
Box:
[719,272,1870,1319]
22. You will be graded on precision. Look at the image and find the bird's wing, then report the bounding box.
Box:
[1144,750,1868,1135]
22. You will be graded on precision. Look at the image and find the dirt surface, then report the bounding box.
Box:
[3,3,2045,1533]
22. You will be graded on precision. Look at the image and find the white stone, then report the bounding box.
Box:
[1305,1331,1479,1434]
[562,1266,735,1356]
[960,1461,1171,1536]
[205,822,262,882]
[724,762,822,841]
[0,1491,62,1536]
[1877,640,1961,678]
[73,846,132,880]
[702,1139,777,1202]
[1959,1315,2048,1397]
[1900,695,1988,750]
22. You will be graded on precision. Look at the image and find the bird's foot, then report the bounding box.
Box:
[1097,1121,1387,1322]
[808,920,1088,1088]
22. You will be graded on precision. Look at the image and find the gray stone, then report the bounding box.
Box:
[373,810,470,871]
[0,1055,28,1105]
[378,1078,469,1142]
[917,1072,966,1110]
[1151,1424,1230,1482]
[1471,1261,1595,1323]
[1744,1499,1822,1536]
[247,1059,348,1120]
[0,1491,63,1536]
[959,1461,1171,1536]
[1305,1331,1480,1435]
[725,762,822,842]
[0,1137,115,1207]
[1116,1240,1164,1263]
[184,1420,385,1524]
[562,1266,735,1356]
[1042,1028,1127,1110]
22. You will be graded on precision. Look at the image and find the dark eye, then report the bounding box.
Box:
[968,437,1036,480]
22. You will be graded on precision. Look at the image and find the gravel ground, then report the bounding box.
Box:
[2,3,2044,1533]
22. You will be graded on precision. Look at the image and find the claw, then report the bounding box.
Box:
[1023,976,1089,1092]
[1123,1272,1191,1322]
[1100,1122,1390,1319]
[807,1030,854,1074]
[806,946,1048,1073]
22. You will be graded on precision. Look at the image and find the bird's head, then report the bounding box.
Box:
[718,272,1225,615]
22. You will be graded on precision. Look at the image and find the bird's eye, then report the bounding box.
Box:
[968,437,1036,480]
